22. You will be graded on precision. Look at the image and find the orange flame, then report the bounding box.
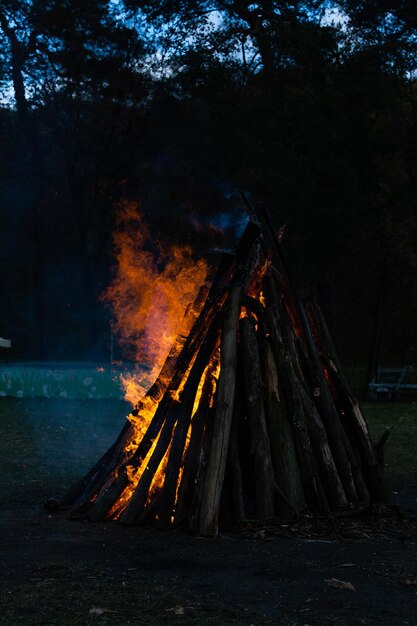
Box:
[104,201,208,405]
[101,201,211,521]
[172,348,221,522]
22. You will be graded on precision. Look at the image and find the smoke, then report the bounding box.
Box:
[184,188,252,255]
[189,210,249,243]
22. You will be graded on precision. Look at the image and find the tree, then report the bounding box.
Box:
[0,0,145,358]
[337,0,417,75]
[0,0,416,369]
[125,0,341,79]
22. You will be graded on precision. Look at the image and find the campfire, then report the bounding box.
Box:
[62,196,387,536]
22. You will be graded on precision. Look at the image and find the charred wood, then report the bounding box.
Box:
[198,281,243,536]
[239,316,275,520]
[173,357,219,526]
[306,300,388,501]
[155,321,220,529]
[260,337,305,516]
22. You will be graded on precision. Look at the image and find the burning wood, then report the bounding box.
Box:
[63,198,388,535]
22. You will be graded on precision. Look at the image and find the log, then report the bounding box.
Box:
[273,304,349,508]
[296,384,349,508]
[306,300,387,502]
[260,337,305,516]
[271,270,367,504]
[188,400,216,532]
[245,198,360,504]
[63,433,127,511]
[198,281,243,536]
[283,297,369,503]
[66,254,236,514]
[85,392,177,522]
[239,316,275,520]
[155,321,220,529]
[173,356,219,526]
[227,363,246,522]
[290,296,359,502]
[90,311,222,524]
[264,299,325,513]
[264,273,355,512]
[81,253,242,521]
[67,222,261,519]
[64,199,390,533]
[118,401,183,524]
[66,284,209,512]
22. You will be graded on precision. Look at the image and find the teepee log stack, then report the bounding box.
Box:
[63,198,388,535]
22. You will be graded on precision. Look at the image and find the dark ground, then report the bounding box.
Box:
[0,398,416,626]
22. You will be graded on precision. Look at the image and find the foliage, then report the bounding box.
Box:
[0,0,416,367]
[337,0,417,74]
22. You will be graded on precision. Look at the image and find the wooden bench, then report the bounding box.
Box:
[368,365,417,401]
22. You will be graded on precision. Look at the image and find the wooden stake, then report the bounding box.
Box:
[198,281,243,536]
[155,322,220,529]
[306,300,387,501]
[261,337,305,516]
[173,357,219,526]
[265,296,325,513]
[239,316,275,520]
[227,363,246,522]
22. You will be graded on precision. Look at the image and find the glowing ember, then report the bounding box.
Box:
[239,306,250,319]
[247,259,270,300]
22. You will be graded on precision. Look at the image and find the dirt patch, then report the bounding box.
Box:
[1,398,416,625]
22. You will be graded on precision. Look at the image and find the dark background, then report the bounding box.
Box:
[0,1,416,389]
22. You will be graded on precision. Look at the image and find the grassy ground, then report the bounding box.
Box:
[363,402,417,478]
[0,398,416,626]
[0,398,128,501]
[0,567,253,626]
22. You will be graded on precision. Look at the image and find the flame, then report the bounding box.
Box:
[104,201,208,405]
[172,348,221,522]
[105,397,160,519]
[125,397,158,450]
[111,351,222,523]
[121,376,146,408]
[98,203,232,524]
[101,202,212,520]
[108,434,168,520]
[247,258,270,300]
[239,306,250,319]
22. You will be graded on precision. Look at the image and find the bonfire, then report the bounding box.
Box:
[62,196,387,536]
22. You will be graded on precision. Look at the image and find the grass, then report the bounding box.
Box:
[0,397,127,501]
[0,399,295,625]
[0,398,416,626]
[363,402,417,478]
[0,564,254,626]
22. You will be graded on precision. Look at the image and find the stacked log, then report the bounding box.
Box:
[63,199,388,536]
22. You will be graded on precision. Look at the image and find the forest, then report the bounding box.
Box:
[0,0,416,389]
